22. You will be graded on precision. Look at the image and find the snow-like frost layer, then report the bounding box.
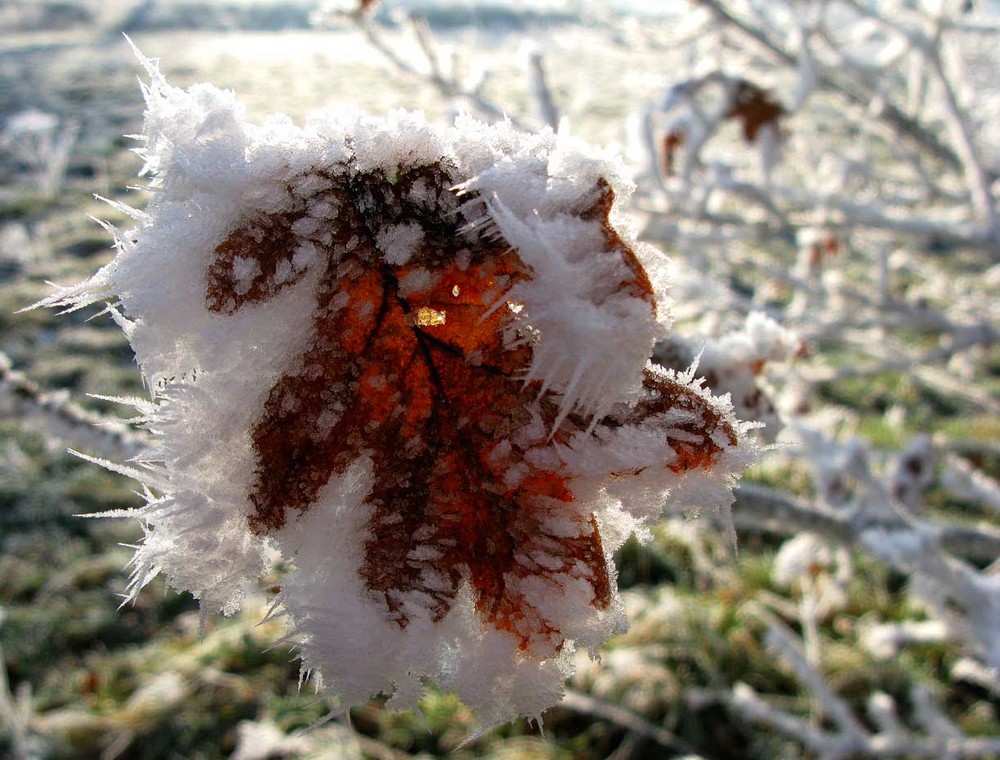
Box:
[456,121,662,421]
[278,457,601,728]
[36,51,755,728]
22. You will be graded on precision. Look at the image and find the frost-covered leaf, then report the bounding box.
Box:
[654,312,799,440]
[725,79,786,144]
[39,55,754,727]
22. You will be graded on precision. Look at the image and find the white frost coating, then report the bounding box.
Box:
[34,51,755,729]
[487,200,659,426]
[772,533,836,589]
[375,222,425,265]
[233,258,263,295]
[455,118,664,423]
[278,458,588,728]
[702,311,799,368]
[654,312,798,440]
[558,364,754,534]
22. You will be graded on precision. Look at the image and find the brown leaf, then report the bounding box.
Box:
[662,130,686,177]
[725,79,785,143]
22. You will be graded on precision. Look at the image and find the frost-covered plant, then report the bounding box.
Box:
[38,51,754,727]
[0,108,77,199]
[644,73,786,190]
[654,311,800,440]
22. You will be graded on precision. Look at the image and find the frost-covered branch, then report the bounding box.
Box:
[942,455,1000,516]
[837,0,998,231]
[527,48,559,129]
[753,423,1000,676]
[0,109,78,198]
[348,12,532,130]
[731,618,1000,759]
[734,483,1000,565]
[0,352,144,458]
[694,0,972,173]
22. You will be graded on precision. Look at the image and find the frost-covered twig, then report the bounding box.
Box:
[731,615,1000,759]
[0,352,144,459]
[733,483,1000,565]
[861,526,1000,670]
[860,619,949,660]
[0,109,78,198]
[353,13,531,130]
[951,658,1000,698]
[941,455,1000,516]
[527,49,559,129]
[839,0,998,232]
[694,0,968,172]
[769,425,1000,670]
[559,690,702,758]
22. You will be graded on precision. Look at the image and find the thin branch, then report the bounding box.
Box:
[357,15,532,131]
[558,689,705,758]
[694,0,969,174]
[840,0,997,230]
[528,49,559,129]
[0,352,145,458]
[733,483,1000,565]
